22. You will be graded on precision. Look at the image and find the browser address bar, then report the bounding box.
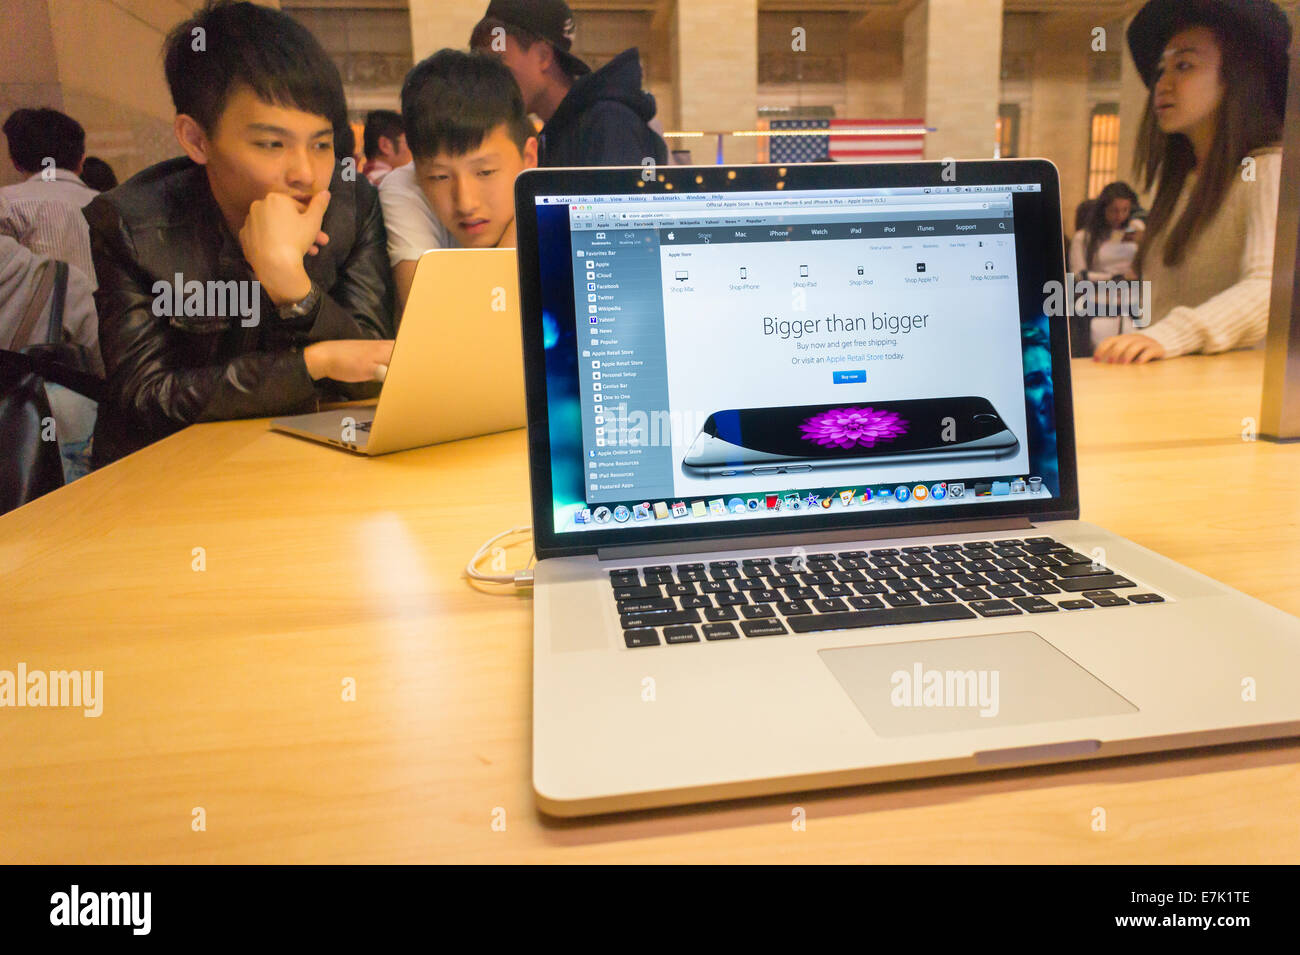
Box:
[623,200,999,219]
[866,201,998,214]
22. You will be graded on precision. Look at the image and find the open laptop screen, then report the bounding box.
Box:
[516,161,1076,554]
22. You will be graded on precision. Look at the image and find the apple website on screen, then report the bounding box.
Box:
[533,183,1060,535]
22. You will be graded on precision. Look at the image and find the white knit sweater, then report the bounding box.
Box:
[1139,146,1281,358]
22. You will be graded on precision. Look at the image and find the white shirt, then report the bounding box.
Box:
[363,160,394,187]
[0,235,102,374]
[0,192,96,289]
[376,162,457,266]
[1069,218,1144,281]
[0,169,99,208]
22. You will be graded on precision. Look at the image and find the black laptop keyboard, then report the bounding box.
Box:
[610,537,1165,648]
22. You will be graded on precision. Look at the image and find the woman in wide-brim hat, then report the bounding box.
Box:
[1095,0,1290,363]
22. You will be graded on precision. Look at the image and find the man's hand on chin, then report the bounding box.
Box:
[1093,333,1166,364]
[239,190,332,305]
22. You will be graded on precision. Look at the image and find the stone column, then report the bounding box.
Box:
[672,0,758,165]
[902,0,1003,161]
[409,0,485,63]
[1027,14,1091,216]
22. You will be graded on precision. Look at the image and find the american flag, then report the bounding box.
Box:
[764,118,927,163]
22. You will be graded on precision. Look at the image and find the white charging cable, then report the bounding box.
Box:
[465,524,535,592]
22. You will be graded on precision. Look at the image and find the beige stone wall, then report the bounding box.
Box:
[756,12,903,119]
[844,31,905,120]
[0,0,62,99]
[673,0,758,164]
[904,0,1003,161]
[1,0,284,187]
[410,0,483,62]
[1027,15,1090,222]
[1,0,68,186]
[46,0,200,185]
[288,5,411,120]
[901,2,927,129]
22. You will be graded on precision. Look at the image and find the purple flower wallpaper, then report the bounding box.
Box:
[799,406,909,449]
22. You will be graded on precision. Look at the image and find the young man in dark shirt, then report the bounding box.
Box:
[469,0,667,168]
[85,0,395,466]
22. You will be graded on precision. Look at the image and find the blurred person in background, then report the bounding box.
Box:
[1,108,97,208]
[361,110,412,186]
[469,0,667,168]
[1096,0,1288,364]
[0,108,98,279]
[79,156,118,193]
[1070,181,1144,282]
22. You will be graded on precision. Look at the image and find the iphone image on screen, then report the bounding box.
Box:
[681,396,1020,476]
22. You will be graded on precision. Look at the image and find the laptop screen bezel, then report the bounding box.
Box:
[515,159,1080,560]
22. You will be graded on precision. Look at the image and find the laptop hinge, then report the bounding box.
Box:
[596,517,1034,562]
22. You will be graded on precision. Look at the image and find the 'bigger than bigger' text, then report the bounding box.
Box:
[763,311,930,340]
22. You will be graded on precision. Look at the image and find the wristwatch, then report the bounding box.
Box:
[277,282,322,320]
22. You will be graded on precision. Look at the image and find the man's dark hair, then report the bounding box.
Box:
[163,0,347,136]
[363,110,405,160]
[400,49,534,160]
[2,108,86,173]
[80,156,118,191]
[335,122,357,163]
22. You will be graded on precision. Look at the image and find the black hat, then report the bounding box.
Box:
[1127,0,1291,116]
[477,0,591,77]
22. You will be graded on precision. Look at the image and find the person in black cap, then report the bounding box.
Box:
[1094,0,1289,363]
[470,0,667,168]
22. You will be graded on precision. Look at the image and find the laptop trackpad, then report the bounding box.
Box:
[819,631,1136,737]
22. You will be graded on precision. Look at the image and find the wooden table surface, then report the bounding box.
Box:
[2,350,1298,863]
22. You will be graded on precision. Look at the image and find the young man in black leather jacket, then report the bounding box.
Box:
[85,0,395,466]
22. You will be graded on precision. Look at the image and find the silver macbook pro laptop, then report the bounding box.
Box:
[514,159,1300,817]
[272,247,525,454]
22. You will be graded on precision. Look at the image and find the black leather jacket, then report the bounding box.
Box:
[85,157,394,466]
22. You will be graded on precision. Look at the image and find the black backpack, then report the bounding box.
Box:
[0,260,105,514]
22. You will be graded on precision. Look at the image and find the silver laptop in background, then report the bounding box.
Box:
[272,248,525,454]
[513,160,1300,816]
